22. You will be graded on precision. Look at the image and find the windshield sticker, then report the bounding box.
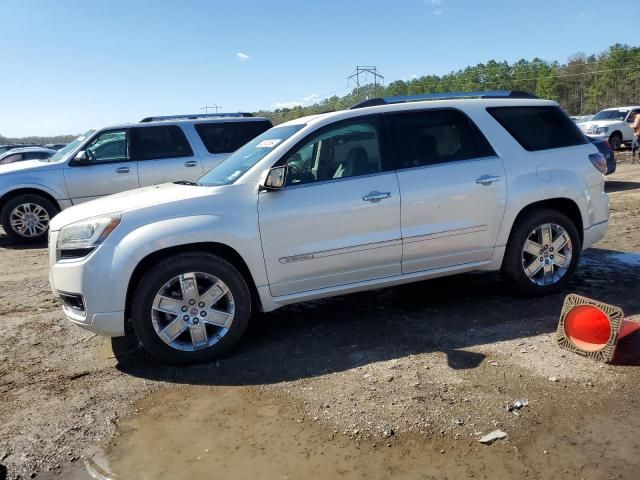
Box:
[256,139,282,149]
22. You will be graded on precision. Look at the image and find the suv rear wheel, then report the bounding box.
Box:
[131,253,252,365]
[502,209,581,295]
[1,193,57,244]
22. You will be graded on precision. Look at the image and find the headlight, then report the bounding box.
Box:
[57,214,121,254]
[595,126,609,134]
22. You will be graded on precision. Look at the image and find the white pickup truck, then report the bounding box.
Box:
[577,106,640,150]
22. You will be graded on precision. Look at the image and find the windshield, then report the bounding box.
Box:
[199,125,305,186]
[591,110,628,121]
[48,129,96,162]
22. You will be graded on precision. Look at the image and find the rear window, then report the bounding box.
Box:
[131,125,193,160]
[487,106,587,151]
[195,121,272,154]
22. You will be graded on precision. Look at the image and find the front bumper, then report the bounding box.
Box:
[49,231,128,337]
[583,220,608,250]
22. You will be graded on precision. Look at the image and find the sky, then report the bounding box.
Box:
[0,0,637,137]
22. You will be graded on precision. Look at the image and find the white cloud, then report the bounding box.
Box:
[578,12,594,19]
[425,0,443,15]
[236,52,250,62]
[272,93,322,109]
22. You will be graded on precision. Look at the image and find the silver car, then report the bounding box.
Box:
[0,114,272,243]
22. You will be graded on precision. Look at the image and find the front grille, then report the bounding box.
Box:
[58,292,86,313]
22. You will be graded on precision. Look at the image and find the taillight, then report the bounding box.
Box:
[589,153,607,174]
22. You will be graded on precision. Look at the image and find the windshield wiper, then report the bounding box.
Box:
[173,180,201,186]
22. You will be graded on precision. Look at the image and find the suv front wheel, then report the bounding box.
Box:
[131,253,252,365]
[502,209,581,295]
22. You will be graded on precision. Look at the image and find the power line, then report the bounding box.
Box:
[348,66,384,102]
[200,103,221,114]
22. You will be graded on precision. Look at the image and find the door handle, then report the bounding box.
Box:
[475,175,500,186]
[362,191,392,202]
[116,166,130,174]
[184,160,199,167]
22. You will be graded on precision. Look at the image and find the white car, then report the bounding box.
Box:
[0,114,271,243]
[577,106,640,150]
[48,91,610,365]
[0,147,56,165]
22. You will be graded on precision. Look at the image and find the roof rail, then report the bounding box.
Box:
[349,90,538,109]
[139,112,254,123]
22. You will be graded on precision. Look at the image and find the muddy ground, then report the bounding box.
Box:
[1,153,639,479]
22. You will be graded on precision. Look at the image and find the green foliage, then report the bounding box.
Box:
[260,44,640,125]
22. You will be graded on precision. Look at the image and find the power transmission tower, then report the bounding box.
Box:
[348,66,384,102]
[200,103,221,114]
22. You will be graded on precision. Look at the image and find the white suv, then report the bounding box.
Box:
[0,114,271,243]
[48,91,610,365]
[577,106,640,150]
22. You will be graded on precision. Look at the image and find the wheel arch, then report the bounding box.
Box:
[506,198,584,248]
[0,188,61,215]
[125,242,262,328]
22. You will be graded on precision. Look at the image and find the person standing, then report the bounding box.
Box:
[632,113,640,164]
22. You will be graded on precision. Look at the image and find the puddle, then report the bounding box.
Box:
[50,385,640,480]
[53,386,509,480]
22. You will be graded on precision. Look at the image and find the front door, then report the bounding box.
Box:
[133,125,203,186]
[258,117,402,297]
[387,108,507,273]
[63,128,139,204]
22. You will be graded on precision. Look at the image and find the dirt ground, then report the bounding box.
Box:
[1,153,639,479]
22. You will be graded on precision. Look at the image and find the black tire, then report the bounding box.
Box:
[501,208,581,296]
[0,193,58,244]
[131,252,252,365]
[608,132,622,151]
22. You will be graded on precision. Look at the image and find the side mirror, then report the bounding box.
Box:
[263,166,287,190]
[73,150,88,163]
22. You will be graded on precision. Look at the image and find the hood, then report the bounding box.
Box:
[50,182,221,231]
[578,119,622,129]
[0,159,62,175]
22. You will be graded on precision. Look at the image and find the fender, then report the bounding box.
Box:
[497,168,591,247]
[115,212,268,284]
[0,181,71,210]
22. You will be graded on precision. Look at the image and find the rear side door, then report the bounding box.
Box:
[387,108,507,273]
[63,128,139,203]
[133,125,202,186]
[195,120,272,174]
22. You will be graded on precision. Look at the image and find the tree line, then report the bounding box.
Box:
[0,133,77,145]
[257,43,640,125]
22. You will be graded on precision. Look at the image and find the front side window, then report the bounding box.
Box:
[281,120,383,186]
[488,106,587,151]
[627,110,640,123]
[389,109,495,169]
[84,130,128,163]
[130,125,193,160]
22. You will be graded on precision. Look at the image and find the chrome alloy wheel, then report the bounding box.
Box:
[521,223,573,286]
[151,272,235,351]
[9,203,50,238]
